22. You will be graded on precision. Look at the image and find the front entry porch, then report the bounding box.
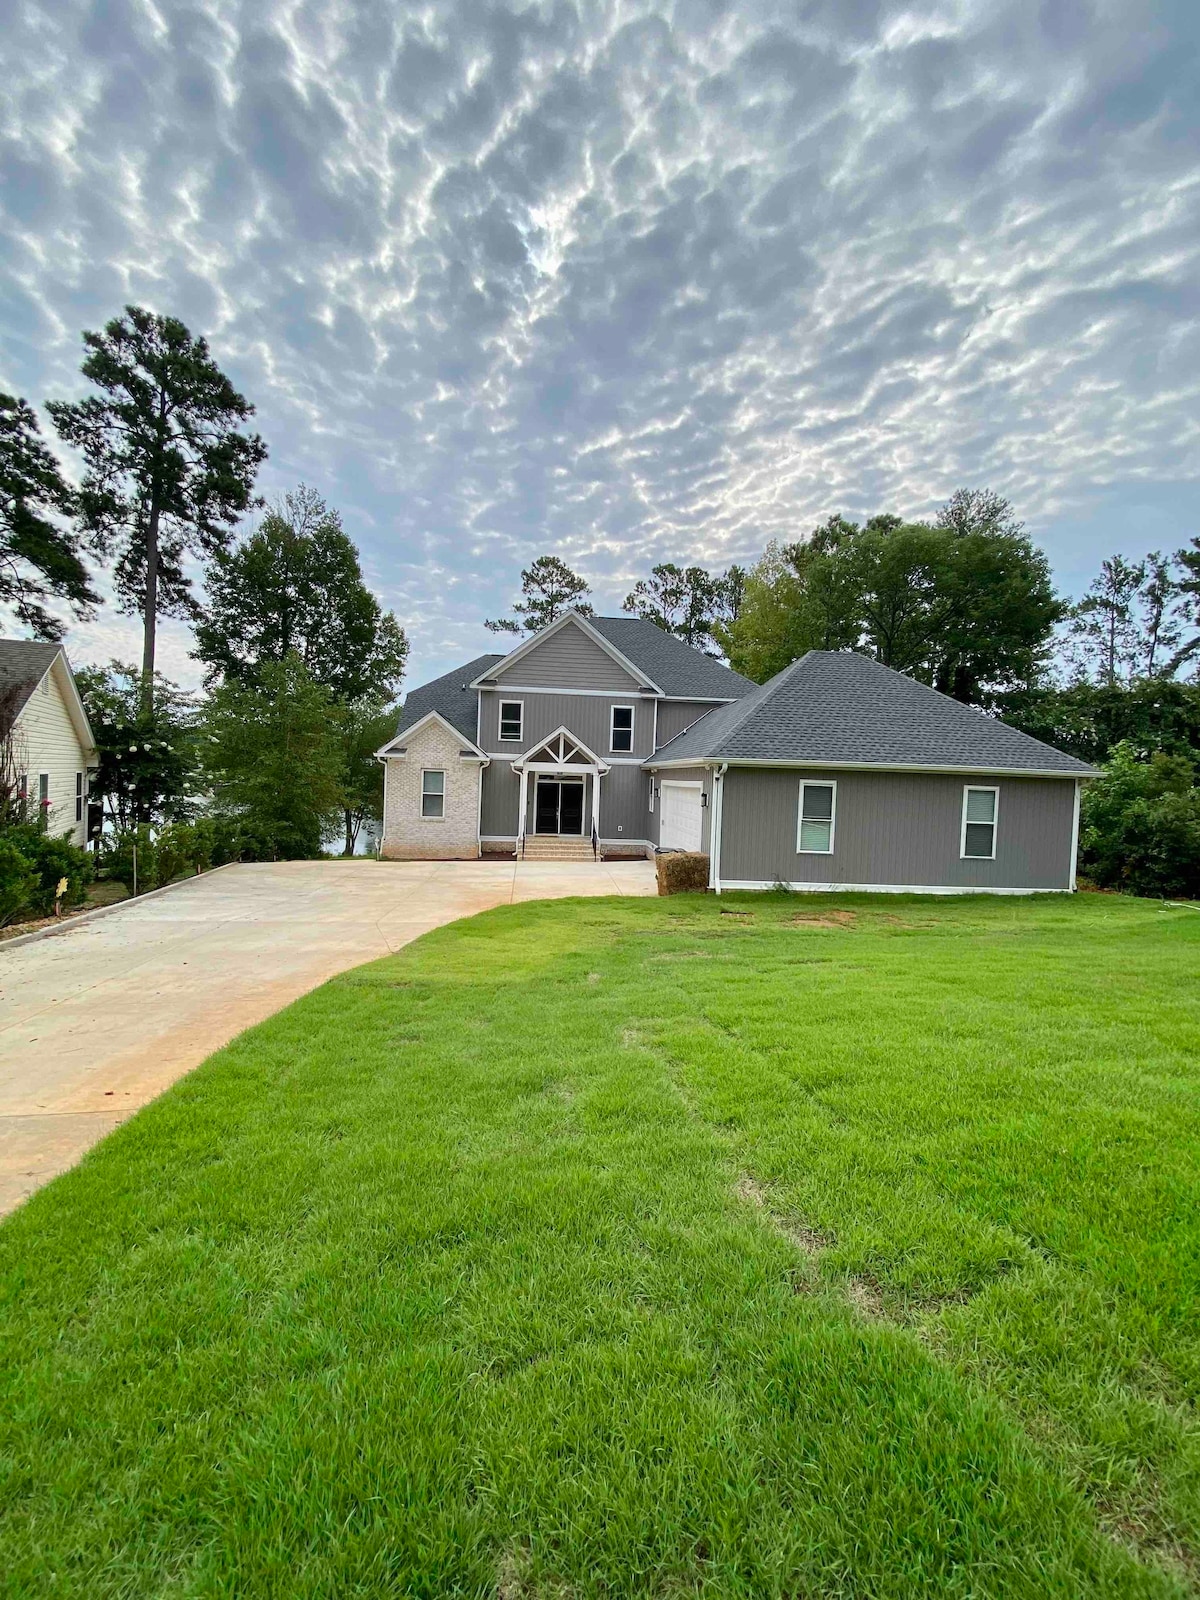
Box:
[514,727,610,860]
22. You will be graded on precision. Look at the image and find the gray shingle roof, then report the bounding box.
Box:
[586,616,755,699]
[0,640,61,719]
[647,651,1097,776]
[393,653,503,743]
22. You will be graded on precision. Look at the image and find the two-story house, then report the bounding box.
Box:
[377,612,1095,892]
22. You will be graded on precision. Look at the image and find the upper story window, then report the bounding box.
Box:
[797,781,836,854]
[499,700,523,741]
[421,770,445,819]
[961,786,998,859]
[610,705,634,753]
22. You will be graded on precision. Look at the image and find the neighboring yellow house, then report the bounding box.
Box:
[1,640,98,847]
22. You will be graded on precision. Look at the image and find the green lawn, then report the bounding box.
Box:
[2,893,1198,1597]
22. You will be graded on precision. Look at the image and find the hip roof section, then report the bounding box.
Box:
[647,651,1098,776]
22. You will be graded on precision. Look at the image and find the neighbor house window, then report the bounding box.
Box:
[76,771,84,822]
[38,773,50,807]
[610,705,634,753]
[421,770,445,819]
[961,786,998,859]
[499,700,523,741]
[797,780,836,854]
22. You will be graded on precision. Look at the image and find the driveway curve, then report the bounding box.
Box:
[0,857,657,1215]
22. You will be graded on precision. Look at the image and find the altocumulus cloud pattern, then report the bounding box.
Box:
[2,0,1198,680]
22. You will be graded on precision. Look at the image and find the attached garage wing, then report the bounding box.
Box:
[659,781,704,852]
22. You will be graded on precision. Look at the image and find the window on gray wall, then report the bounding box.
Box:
[499,701,523,741]
[961,786,998,859]
[797,781,836,853]
[610,705,634,752]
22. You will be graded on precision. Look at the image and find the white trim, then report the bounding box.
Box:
[659,779,705,854]
[375,709,489,761]
[1069,778,1081,892]
[512,725,610,773]
[420,768,446,820]
[960,785,999,860]
[498,698,524,741]
[480,835,654,848]
[609,703,635,753]
[657,695,739,704]
[720,881,1067,896]
[652,699,659,752]
[478,682,657,700]
[487,751,643,765]
[469,611,663,695]
[647,756,1095,779]
[710,763,727,894]
[797,779,837,855]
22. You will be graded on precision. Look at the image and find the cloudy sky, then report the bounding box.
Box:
[2,0,1198,688]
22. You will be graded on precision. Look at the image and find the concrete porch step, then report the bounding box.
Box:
[521,837,596,861]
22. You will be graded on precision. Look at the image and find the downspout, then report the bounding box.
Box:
[710,763,727,894]
[1069,778,1081,892]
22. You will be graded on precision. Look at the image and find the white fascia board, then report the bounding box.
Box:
[468,611,663,695]
[644,756,1095,779]
[47,650,98,760]
[374,709,488,761]
[513,723,610,772]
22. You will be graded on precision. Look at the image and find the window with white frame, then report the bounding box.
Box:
[421,769,445,818]
[38,772,49,807]
[610,704,634,752]
[498,700,523,741]
[796,780,836,853]
[76,771,84,822]
[961,786,998,859]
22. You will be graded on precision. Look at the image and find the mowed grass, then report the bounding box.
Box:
[1,893,1198,1598]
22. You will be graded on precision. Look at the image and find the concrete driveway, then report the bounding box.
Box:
[0,857,657,1216]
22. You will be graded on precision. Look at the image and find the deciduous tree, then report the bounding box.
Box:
[193,485,408,703]
[49,306,266,714]
[74,662,198,829]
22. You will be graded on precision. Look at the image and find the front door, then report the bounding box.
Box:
[535,778,585,835]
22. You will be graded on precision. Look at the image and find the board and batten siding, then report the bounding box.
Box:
[718,768,1076,890]
[15,663,91,847]
[654,700,722,748]
[489,619,642,692]
[479,689,655,759]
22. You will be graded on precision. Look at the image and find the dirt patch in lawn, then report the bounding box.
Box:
[787,909,857,929]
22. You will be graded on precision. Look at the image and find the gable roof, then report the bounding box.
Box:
[393,653,503,742]
[586,616,756,700]
[472,612,657,692]
[647,651,1098,776]
[0,640,63,719]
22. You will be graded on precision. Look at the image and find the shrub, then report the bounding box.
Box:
[194,813,242,868]
[102,826,158,896]
[0,839,38,926]
[2,825,93,913]
[1080,742,1200,899]
[656,851,710,895]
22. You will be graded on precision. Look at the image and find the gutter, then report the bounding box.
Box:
[709,763,727,895]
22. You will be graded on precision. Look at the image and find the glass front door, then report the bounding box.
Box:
[535,778,585,835]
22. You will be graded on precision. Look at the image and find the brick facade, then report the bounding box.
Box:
[380,718,481,860]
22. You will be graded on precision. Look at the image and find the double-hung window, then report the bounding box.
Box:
[961,786,998,859]
[76,771,84,823]
[499,701,523,742]
[421,770,445,819]
[610,705,634,753]
[797,781,836,854]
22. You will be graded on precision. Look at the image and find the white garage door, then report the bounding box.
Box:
[659,782,704,852]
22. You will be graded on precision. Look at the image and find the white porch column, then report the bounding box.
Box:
[517,765,529,855]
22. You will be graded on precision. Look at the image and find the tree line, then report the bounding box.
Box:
[3,302,1198,909]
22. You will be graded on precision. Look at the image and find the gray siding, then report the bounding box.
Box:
[490,620,641,691]
[480,689,655,759]
[718,768,1077,890]
[650,766,713,853]
[480,759,653,844]
[655,700,722,748]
